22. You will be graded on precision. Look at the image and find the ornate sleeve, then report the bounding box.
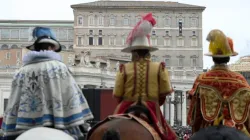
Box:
[159,62,173,105]
[159,62,173,96]
[113,64,125,99]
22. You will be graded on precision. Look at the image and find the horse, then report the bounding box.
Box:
[190,125,250,140]
[86,102,159,140]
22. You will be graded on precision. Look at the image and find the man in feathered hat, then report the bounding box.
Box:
[1,27,93,140]
[113,13,177,140]
[187,29,250,137]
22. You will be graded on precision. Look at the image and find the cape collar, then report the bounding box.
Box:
[22,50,62,65]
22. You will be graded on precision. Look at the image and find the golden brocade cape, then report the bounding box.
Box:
[187,65,250,136]
[113,59,173,104]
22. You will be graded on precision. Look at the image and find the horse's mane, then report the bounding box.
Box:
[102,128,120,140]
[191,125,249,140]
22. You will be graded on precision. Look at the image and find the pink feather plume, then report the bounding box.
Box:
[126,13,156,46]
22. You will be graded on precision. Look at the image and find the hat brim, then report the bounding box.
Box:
[26,38,61,52]
[121,46,158,53]
[204,52,238,57]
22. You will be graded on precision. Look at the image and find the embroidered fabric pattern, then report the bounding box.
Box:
[2,61,93,135]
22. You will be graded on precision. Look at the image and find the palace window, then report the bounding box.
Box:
[136,17,141,23]
[165,17,171,26]
[151,55,158,62]
[123,18,129,26]
[151,38,158,46]
[110,15,115,26]
[165,58,170,66]
[191,37,198,47]
[164,38,171,47]
[88,15,95,26]
[16,51,21,58]
[11,29,19,39]
[89,37,94,45]
[4,99,8,112]
[192,31,196,36]
[20,29,29,39]
[122,37,126,45]
[98,37,103,45]
[99,30,102,35]
[177,37,184,47]
[178,58,184,66]
[6,52,11,60]
[152,30,156,36]
[77,37,82,45]
[109,37,116,45]
[77,16,83,26]
[1,29,10,39]
[191,58,197,67]
[177,18,184,26]
[190,18,198,27]
[98,16,104,26]
[89,30,93,35]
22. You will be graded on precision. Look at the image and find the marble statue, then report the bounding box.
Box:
[106,59,110,70]
[116,61,120,71]
[95,58,101,69]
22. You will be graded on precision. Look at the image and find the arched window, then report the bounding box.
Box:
[61,45,67,50]
[88,15,95,26]
[69,45,73,50]
[11,44,18,49]
[1,44,8,49]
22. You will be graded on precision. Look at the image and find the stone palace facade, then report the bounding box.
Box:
[0,1,206,126]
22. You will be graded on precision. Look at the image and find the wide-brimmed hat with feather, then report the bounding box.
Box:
[26,27,62,52]
[121,13,158,53]
[205,29,238,57]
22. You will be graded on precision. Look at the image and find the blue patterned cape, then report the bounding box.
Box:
[1,51,93,136]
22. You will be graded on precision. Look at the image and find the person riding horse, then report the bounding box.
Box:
[1,27,93,140]
[187,29,250,137]
[112,13,177,140]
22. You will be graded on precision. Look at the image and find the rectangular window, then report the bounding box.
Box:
[98,16,104,26]
[191,18,197,27]
[166,31,169,36]
[77,37,82,45]
[4,99,8,112]
[78,16,83,25]
[136,18,141,23]
[89,37,94,45]
[110,18,115,26]
[151,38,157,46]
[164,38,171,47]
[123,18,129,26]
[165,58,170,66]
[89,30,93,35]
[177,38,184,47]
[16,51,21,58]
[89,16,94,26]
[179,58,184,66]
[1,29,10,39]
[99,30,102,35]
[192,58,197,67]
[98,37,103,45]
[152,30,156,36]
[6,52,11,60]
[165,18,170,26]
[191,38,198,47]
[122,37,126,45]
[109,37,115,45]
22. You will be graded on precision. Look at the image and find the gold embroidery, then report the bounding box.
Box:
[230,90,250,122]
[199,87,221,120]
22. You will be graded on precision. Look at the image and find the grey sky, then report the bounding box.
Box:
[0,0,249,68]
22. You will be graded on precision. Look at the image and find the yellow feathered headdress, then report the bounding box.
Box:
[205,29,238,57]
